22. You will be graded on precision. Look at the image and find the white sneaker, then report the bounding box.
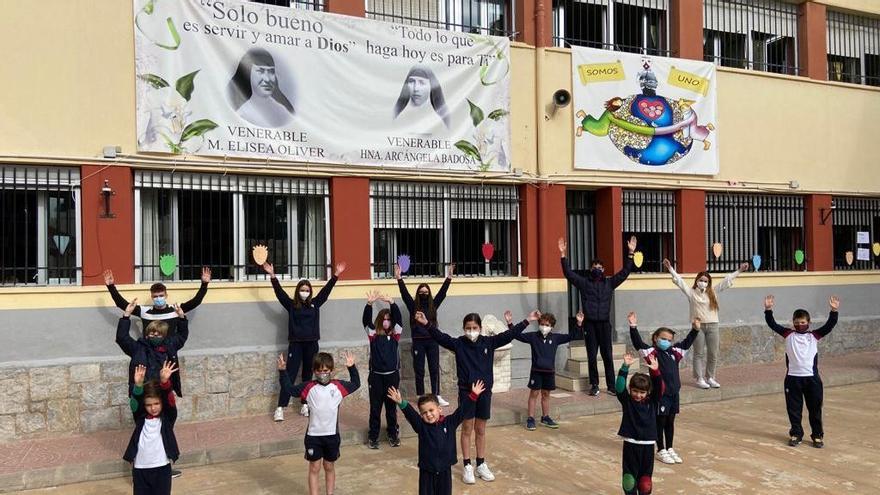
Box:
[475,463,495,481]
[695,378,711,389]
[462,464,476,484]
[707,377,721,388]
[437,395,450,407]
[667,448,683,463]
[300,404,310,417]
[656,449,675,464]
[273,407,284,422]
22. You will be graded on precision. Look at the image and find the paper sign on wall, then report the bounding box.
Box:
[856,231,870,244]
[857,248,871,261]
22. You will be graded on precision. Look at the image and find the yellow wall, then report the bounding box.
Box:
[820,0,880,16]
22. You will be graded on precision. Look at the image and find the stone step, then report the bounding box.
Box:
[565,357,635,376]
[568,343,628,360]
[555,368,643,392]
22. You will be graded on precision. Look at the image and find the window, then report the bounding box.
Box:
[703,0,799,75]
[0,166,80,286]
[832,197,880,270]
[706,193,804,272]
[565,190,597,316]
[554,0,668,55]
[366,0,512,36]
[622,189,674,273]
[135,171,328,282]
[371,181,520,278]
[249,0,323,11]
[827,11,880,86]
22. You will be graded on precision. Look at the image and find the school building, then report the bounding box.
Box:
[0,0,878,444]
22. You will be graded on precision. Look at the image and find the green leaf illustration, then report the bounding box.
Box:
[138,73,169,89]
[455,140,482,163]
[467,100,485,127]
[180,119,218,143]
[144,0,155,15]
[487,109,509,121]
[175,70,200,101]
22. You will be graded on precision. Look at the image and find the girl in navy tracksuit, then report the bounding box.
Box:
[628,311,699,465]
[420,310,538,485]
[616,352,664,495]
[396,263,454,402]
[363,290,404,449]
[262,260,346,421]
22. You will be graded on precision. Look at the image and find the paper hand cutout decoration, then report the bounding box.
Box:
[252,245,269,266]
[397,254,411,274]
[482,243,495,262]
[159,254,177,276]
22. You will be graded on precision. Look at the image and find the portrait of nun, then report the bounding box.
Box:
[393,65,451,132]
[227,48,294,128]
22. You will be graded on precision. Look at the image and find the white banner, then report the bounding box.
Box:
[572,47,719,175]
[134,0,511,172]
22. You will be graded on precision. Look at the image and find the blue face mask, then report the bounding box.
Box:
[657,339,672,351]
[152,296,166,307]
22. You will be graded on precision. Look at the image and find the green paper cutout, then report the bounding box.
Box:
[159,254,177,276]
[794,249,805,265]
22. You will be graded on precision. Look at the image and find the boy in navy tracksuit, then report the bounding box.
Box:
[363,290,404,449]
[396,263,454,405]
[507,309,582,430]
[263,260,346,422]
[628,311,699,465]
[387,380,486,495]
[616,352,664,495]
[420,309,538,484]
[124,361,180,495]
[764,294,840,448]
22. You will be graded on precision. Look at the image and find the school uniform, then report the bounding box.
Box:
[116,316,188,399]
[765,310,838,440]
[512,321,577,390]
[398,278,451,396]
[123,380,179,495]
[615,364,665,495]
[399,392,478,495]
[279,364,360,461]
[363,302,404,442]
[107,282,208,337]
[428,320,529,420]
[271,275,338,407]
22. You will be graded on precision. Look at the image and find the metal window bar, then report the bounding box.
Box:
[366,0,514,37]
[831,196,880,270]
[553,0,670,56]
[565,190,597,318]
[705,192,804,272]
[135,171,328,282]
[370,181,520,278]
[249,0,324,12]
[622,189,675,273]
[703,0,800,75]
[0,166,80,286]
[827,11,880,86]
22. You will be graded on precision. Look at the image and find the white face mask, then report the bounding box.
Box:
[696,280,708,291]
[539,325,552,336]
[465,330,481,342]
[298,290,311,301]
[382,320,391,330]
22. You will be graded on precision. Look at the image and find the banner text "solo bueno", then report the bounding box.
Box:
[204,0,324,33]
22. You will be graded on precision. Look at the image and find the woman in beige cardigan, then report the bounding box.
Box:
[662,259,748,389]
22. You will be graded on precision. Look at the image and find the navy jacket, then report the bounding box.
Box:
[116,316,188,397]
[397,278,451,339]
[123,380,179,463]
[615,364,665,441]
[363,302,403,373]
[428,320,528,390]
[561,256,634,322]
[107,282,207,336]
[399,392,477,473]
[271,276,337,342]
[629,325,698,415]
[512,320,578,372]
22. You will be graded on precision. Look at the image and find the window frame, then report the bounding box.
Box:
[553,0,670,56]
[826,10,880,87]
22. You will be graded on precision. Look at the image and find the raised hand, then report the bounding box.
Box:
[201,266,212,283]
[334,261,347,277]
[527,310,542,322]
[386,386,403,404]
[558,237,567,256]
[645,354,659,371]
[471,379,486,396]
[159,360,178,384]
[103,269,115,285]
[662,259,672,271]
[380,293,394,304]
[394,264,402,280]
[174,303,185,318]
[133,364,147,386]
[503,310,513,325]
[692,317,701,331]
[739,262,750,272]
[342,351,356,368]
[576,310,585,325]
[627,236,637,254]
[414,311,428,326]
[447,263,456,278]
[276,353,287,371]
[622,351,636,367]
[764,295,775,310]
[627,311,637,327]
[262,262,275,277]
[366,290,380,305]
[125,298,138,317]
[829,295,840,311]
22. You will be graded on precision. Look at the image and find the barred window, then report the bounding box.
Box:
[706,193,804,272]
[553,0,669,56]
[622,189,674,273]
[366,0,512,36]
[703,0,799,75]
[135,171,328,282]
[249,0,324,11]
[0,166,80,286]
[371,181,520,278]
[565,190,597,315]
[832,197,880,270]
[827,11,880,87]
